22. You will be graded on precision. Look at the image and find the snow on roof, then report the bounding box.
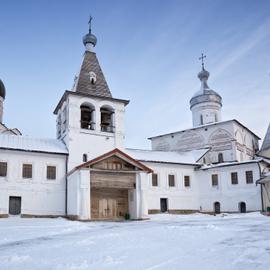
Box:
[125,148,209,165]
[148,119,260,140]
[200,159,261,170]
[0,134,68,155]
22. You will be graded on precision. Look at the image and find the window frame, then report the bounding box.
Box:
[245,170,253,184]
[22,163,33,179]
[184,175,191,188]
[0,161,7,177]
[151,173,158,187]
[46,165,57,180]
[211,174,218,187]
[168,174,175,187]
[231,172,238,185]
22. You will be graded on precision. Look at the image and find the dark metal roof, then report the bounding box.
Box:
[75,51,112,98]
[0,80,6,99]
[53,91,129,114]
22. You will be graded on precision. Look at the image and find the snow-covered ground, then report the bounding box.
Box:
[0,213,270,270]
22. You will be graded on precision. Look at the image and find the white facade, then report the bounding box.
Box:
[0,149,67,217]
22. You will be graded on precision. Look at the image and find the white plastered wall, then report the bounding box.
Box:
[0,149,67,216]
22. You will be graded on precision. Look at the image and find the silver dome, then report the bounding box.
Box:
[0,79,6,99]
[83,33,97,47]
[190,68,222,109]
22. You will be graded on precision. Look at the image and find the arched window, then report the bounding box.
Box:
[214,202,220,214]
[100,105,114,133]
[218,153,224,163]
[215,113,218,122]
[83,154,87,163]
[80,103,95,130]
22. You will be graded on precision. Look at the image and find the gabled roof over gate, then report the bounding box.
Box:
[72,148,153,174]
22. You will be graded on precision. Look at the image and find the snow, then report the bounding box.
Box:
[0,134,68,154]
[0,213,270,270]
[125,148,209,165]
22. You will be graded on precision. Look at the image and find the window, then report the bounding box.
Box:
[152,173,158,187]
[184,176,190,187]
[0,162,7,177]
[218,153,224,163]
[81,103,95,130]
[83,154,87,163]
[100,106,114,133]
[47,166,56,180]
[200,114,203,125]
[168,174,175,187]
[215,113,218,122]
[22,164,32,179]
[246,171,253,184]
[231,172,238,185]
[212,174,218,186]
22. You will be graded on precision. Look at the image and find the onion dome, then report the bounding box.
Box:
[83,16,97,47]
[190,67,222,109]
[0,79,6,99]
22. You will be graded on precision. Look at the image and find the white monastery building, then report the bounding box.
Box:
[1,19,270,220]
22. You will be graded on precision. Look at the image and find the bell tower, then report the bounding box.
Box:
[54,17,129,170]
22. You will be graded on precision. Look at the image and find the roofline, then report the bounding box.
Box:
[53,91,130,114]
[71,148,153,174]
[0,147,68,156]
[200,160,260,170]
[138,160,200,166]
[148,119,260,140]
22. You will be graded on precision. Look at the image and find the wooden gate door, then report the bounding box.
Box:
[91,188,128,220]
[98,198,117,219]
[9,196,21,215]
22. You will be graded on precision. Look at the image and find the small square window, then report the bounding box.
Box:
[212,174,218,186]
[168,174,175,187]
[0,162,7,177]
[231,172,238,185]
[184,176,190,187]
[152,173,158,187]
[47,166,56,180]
[246,171,253,184]
[23,164,32,179]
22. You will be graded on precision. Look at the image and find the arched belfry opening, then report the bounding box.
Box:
[80,103,95,130]
[100,105,114,133]
[218,153,224,163]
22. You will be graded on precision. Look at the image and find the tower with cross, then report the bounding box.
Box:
[189,54,223,127]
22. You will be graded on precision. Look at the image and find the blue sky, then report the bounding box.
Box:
[0,0,270,149]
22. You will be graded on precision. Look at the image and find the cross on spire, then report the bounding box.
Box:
[88,15,93,33]
[199,53,206,69]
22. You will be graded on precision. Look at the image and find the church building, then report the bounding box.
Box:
[0,19,270,220]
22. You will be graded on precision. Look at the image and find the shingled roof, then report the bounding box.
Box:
[75,51,112,98]
[260,124,270,153]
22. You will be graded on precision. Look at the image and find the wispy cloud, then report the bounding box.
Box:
[211,18,270,80]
